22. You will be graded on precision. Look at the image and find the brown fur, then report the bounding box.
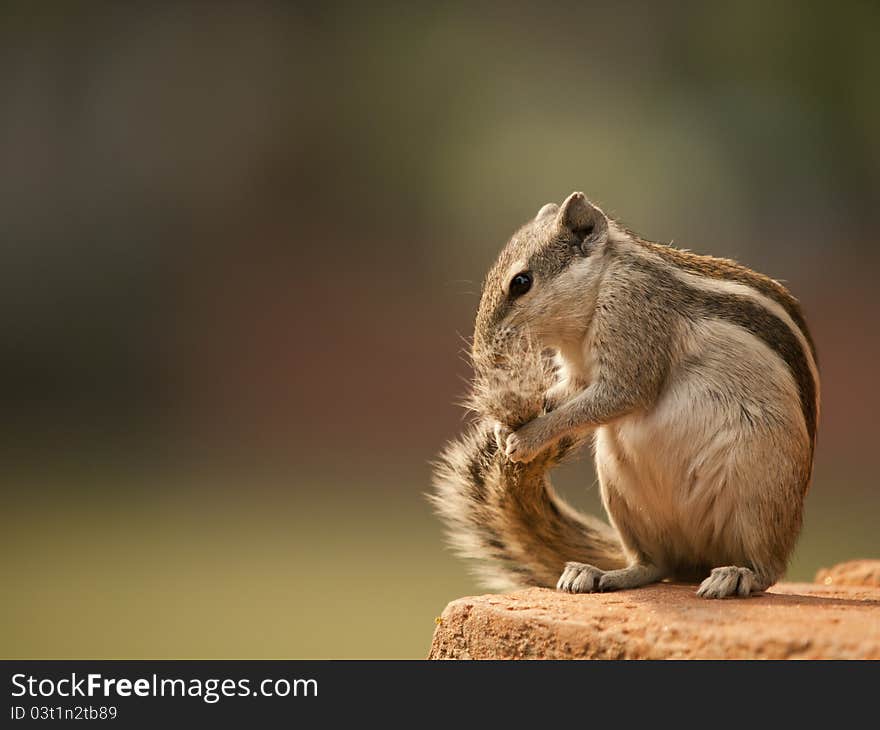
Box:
[433,193,819,596]
[639,239,817,360]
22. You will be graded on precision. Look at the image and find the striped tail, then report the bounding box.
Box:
[430,339,625,591]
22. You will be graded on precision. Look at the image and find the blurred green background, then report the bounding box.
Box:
[2,2,878,658]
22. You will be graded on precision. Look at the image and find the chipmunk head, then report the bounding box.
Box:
[473,192,611,365]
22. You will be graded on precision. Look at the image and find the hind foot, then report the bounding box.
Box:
[557,562,662,593]
[557,562,604,593]
[697,566,769,599]
[596,563,664,592]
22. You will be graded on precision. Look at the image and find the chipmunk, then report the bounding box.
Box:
[432,192,819,598]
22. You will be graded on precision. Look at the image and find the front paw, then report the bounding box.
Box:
[504,419,552,463]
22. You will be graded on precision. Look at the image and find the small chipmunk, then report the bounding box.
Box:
[432,192,819,598]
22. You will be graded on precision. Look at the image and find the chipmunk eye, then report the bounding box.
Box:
[509,272,532,298]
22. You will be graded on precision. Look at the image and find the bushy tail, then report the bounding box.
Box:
[430,339,625,591]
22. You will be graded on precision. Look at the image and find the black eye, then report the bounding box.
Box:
[509,272,532,298]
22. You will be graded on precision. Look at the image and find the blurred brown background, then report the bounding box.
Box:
[2,2,878,658]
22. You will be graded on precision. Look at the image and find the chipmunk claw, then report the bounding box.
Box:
[557,562,605,593]
[493,422,511,452]
[504,417,555,463]
[696,566,763,598]
[505,430,542,463]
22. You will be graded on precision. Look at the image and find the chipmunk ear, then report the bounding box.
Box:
[535,202,559,220]
[556,192,608,253]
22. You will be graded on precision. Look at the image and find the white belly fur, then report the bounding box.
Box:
[594,319,811,578]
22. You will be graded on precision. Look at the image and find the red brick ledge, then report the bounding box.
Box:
[429,562,880,660]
